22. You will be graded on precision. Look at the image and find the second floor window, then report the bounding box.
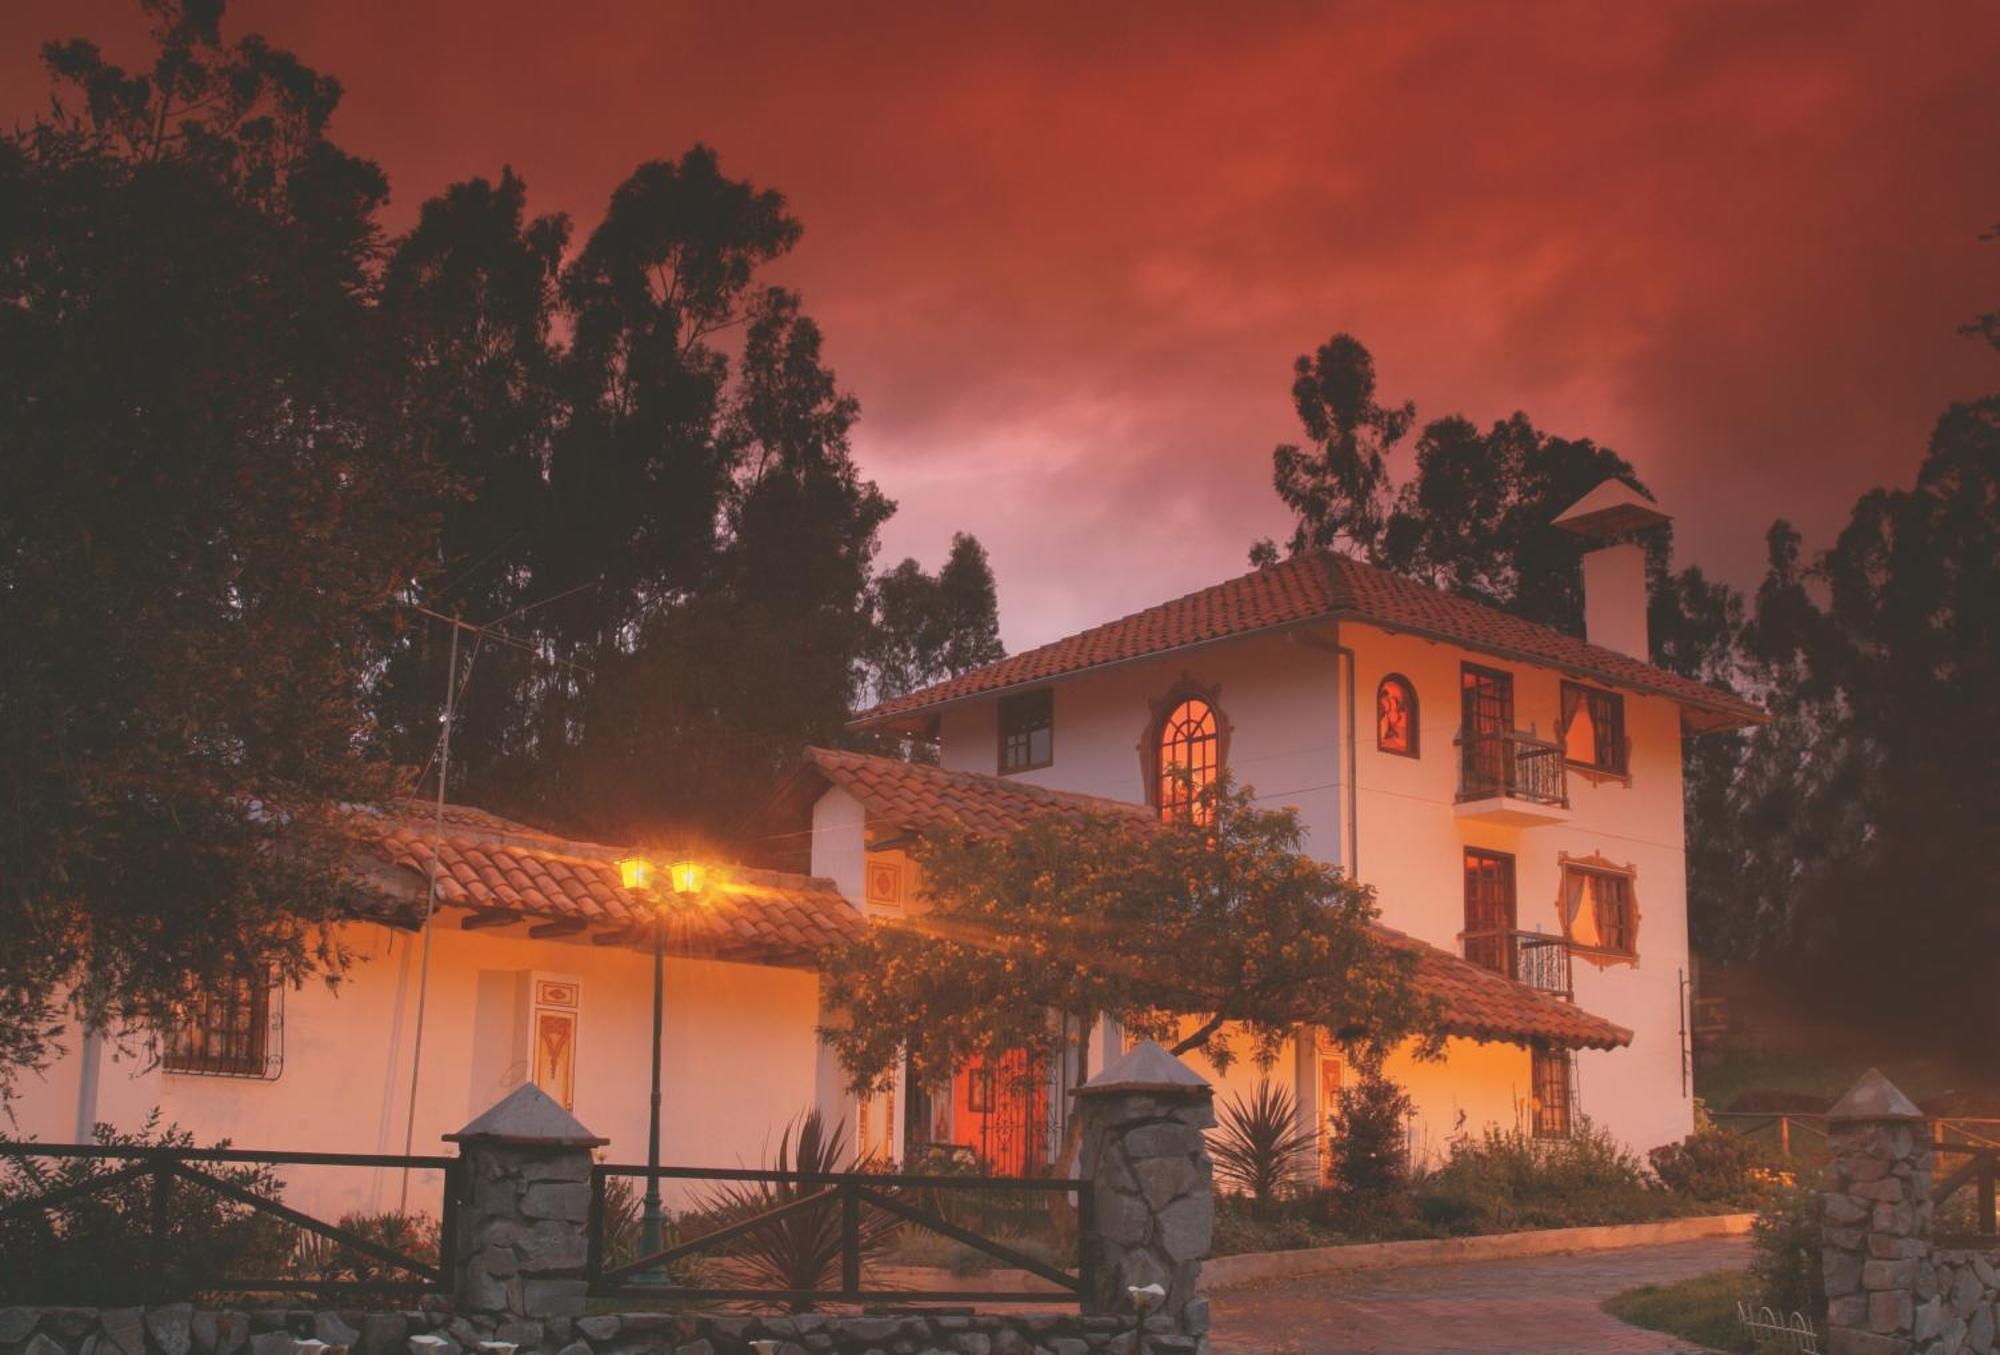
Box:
[163,966,280,1078]
[1561,682,1627,775]
[998,688,1054,773]
[1561,861,1637,957]
[1157,696,1220,822]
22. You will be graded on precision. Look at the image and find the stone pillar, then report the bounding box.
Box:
[1823,1069,1934,1355]
[445,1084,609,1345]
[1076,1040,1215,1353]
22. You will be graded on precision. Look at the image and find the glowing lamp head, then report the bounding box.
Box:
[669,859,705,896]
[617,856,654,891]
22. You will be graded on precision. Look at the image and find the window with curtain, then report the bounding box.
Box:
[1157,696,1220,822]
[1560,862,1637,957]
[1561,682,1627,774]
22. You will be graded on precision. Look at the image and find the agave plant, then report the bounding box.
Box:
[1210,1079,1319,1211]
[692,1109,899,1311]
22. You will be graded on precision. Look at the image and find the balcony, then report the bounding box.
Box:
[1463,929,1574,1001]
[1454,728,1571,826]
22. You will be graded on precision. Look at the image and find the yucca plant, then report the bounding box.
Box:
[1209,1079,1319,1213]
[692,1109,898,1311]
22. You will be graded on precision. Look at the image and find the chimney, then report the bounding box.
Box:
[1552,480,1671,661]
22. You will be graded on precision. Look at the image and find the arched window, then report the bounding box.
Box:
[1376,674,1419,757]
[1157,696,1220,822]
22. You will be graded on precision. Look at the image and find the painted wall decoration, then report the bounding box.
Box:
[529,973,581,1110]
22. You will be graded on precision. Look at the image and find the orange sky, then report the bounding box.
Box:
[5,2,1997,650]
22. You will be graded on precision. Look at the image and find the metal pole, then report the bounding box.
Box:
[400,612,461,1212]
[640,903,666,1273]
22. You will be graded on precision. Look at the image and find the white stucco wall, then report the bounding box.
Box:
[12,919,824,1217]
[930,617,1696,1157]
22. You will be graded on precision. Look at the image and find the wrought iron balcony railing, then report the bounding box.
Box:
[1456,728,1569,808]
[1462,928,1574,1001]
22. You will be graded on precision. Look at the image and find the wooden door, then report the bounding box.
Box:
[1463,849,1517,975]
[1318,1054,1344,1186]
[1460,665,1515,797]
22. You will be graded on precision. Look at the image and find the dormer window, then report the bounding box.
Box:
[1561,682,1627,775]
[1376,674,1419,757]
[1157,695,1220,823]
[998,688,1054,774]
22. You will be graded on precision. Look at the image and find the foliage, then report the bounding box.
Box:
[1409,1119,1665,1235]
[290,1209,440,1304]
[1603,1269,1757,1354]
[0,1113,294,1303]
[819,774,1438,1097]
[692,1109,897,1312]
[1748,1177,1825,1323]
[0,0,444,1096]
[867,533,1007,705]
[1210,1080,1319,1210]
[1327,1053,1415,1208]
[1648,1127,1776,1208]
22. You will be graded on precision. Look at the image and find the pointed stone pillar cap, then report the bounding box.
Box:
[1078,1039,1211,1096]
[1826,1067,1926,1123]
[445,1082,609,1146]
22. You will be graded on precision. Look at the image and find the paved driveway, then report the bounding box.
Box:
[1207,1235,1750,1354]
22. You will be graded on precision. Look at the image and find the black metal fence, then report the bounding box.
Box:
[588,1162,1089,1306]
[1457,729,1569,807]
[0,1142,455,1304]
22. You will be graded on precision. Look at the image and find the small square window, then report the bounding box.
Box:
[998,689,1053,774]
[1561,682,1627,775]
[163,968,280,1078]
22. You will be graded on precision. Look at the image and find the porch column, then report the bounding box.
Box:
[1077,1040,1215,1353]
[445,1083,608,1343]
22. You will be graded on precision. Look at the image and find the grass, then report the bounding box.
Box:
[1603,1268,1751,1352]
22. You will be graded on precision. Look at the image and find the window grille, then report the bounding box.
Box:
[1157,697,1219,823]
[1531,1047,1572,1138]
[163,969,283,1079]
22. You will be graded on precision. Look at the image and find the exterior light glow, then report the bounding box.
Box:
[669,859,705,896]
[617,856,654,891]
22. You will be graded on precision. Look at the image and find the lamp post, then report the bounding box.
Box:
[617,853,705,1277]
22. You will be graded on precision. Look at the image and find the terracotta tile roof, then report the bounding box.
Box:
[854,550,1764,732]
[350,802,860,967]
[1380,926,1633,1051]
[785,749,1628,1050]
[799,746,1154,837]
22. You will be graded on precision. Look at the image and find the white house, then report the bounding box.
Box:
[9,480,1760,1213]
[771,479,1763,1174]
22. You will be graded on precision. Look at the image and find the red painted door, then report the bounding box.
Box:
[951,1049,1048,1175]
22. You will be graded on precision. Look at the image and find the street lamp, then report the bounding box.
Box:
[616,852,705,1277]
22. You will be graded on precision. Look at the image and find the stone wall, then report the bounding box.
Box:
[0,1306,1178,1355]
[1821,1070,2000,1355]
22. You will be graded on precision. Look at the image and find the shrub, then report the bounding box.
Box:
[1327,1057,1414,1206]
[0,1113,295,1303]
[693,1108,897,1311]
[290,1210,440,1304]
[1210,1079,1318,1211]
[1748,1177,1824,1322]
[1649,1126,1774,1207]
[1411,1118,1663,1234]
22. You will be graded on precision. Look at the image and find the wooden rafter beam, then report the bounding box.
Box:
[527,918,588,940]
[460,909,518,930]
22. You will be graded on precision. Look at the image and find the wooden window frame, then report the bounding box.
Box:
[997,688,1055,775]
[1375,673,1420,758]
[1461,847,1518,976]
[1560,681,1629,778]
[1531,1047,1573,1138]
[1139,678,1230,822]
[1556,853,1640,963]
[162,967,281,1079]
